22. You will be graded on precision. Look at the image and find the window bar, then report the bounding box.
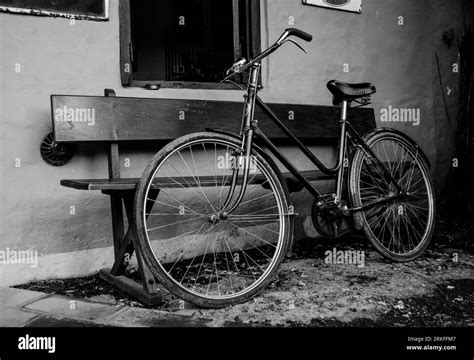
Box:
[232,0,241,59]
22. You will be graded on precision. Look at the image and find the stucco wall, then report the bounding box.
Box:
[0,0,462,285]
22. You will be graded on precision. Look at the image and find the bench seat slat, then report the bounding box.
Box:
[60,170,336,191]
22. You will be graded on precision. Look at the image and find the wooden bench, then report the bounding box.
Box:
[51,88,375,305]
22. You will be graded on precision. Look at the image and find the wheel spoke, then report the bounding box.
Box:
[353,135,434,259]
[138,137,288,304]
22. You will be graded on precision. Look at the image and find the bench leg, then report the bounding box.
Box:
[110,225,135,276]
[122,193,159,295]
[109,195,125,263]
[108,189,159,281]
[101,189,162,305]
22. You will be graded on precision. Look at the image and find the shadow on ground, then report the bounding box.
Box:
[15,219,474,327]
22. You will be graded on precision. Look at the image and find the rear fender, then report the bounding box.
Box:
[360,127,431,168]
[349,127,431,231]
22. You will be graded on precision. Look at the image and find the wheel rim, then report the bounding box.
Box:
[142,138,286,300]
[355,137,434,256]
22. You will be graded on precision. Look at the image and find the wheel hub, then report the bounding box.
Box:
[209,211,229,223]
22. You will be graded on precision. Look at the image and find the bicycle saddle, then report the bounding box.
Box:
[327,80,376,106]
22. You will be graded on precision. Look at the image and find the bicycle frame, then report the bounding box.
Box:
[221,63,406,216]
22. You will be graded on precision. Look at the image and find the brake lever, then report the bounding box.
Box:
[284,39,308,53]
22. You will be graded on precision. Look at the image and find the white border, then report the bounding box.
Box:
[0,0,109,21]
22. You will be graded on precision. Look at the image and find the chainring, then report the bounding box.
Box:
[311,199,347,238]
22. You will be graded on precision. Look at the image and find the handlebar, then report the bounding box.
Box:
[223,28,313,83]
[278,28,313,44]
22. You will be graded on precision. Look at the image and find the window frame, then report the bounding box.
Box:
[119,0,261,90]
[0,0,109,21]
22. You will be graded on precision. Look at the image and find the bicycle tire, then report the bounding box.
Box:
[134,132,292,308]
[349,130,436,262]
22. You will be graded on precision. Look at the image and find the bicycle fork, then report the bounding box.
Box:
[219,64,261,217]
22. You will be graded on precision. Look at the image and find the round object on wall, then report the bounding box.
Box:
[40,132,75,166]
[324,0,350,5]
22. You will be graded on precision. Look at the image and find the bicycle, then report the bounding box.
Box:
[133,28,436,308]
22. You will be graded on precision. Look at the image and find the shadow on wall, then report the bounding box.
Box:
[440,0,474,223]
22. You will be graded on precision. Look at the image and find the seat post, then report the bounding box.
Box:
[341,100,348,122]
[335,100,349,201]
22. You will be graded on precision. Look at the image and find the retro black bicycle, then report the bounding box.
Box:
[133,28,435,308]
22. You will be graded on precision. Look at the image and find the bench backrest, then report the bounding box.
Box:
[51,89,375,143]
[51,89,375,179]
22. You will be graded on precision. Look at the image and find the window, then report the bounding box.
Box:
[120,0,261,89]
[0,0,109,20]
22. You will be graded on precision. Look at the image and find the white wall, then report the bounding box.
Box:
[0,0,462,285]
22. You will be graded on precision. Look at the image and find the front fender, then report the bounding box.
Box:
[206,128,296,256]
[205,128,241,141]
[205,128,270,156]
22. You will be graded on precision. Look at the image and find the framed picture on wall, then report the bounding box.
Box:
[302,0,362,14]
[0,0,109,21]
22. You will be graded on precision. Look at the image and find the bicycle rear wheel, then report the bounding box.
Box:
[134,132,292,308]
[349,130,435,262]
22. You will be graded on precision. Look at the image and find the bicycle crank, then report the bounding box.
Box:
[311,194,351,238]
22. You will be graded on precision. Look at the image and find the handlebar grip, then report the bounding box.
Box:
[286,28,313,42]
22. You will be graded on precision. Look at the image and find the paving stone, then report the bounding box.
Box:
[107,307,213,327]
[27,315,112,327]
[0,304,40,327]
[25,296,123,322]
[0,287,47,307]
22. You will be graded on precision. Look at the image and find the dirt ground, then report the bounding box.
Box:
[16,218,474,327]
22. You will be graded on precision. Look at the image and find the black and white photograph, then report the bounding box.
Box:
[0,0,473,358]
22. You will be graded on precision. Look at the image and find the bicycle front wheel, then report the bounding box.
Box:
[134,132,291,308]
[349,130,435,262]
